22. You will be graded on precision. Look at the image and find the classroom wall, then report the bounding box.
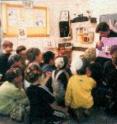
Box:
[2,0,90,51]
[90,0,117,17]
[2,0,117,53]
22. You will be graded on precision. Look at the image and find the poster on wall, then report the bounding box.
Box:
[76,27,94,44]
[71,22,96,52]
[7,8,19,27]
[34,9,46,27]
[21,8,46,28]
[20,8,34,27]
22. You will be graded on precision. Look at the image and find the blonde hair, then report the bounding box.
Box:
[83,48,96,62]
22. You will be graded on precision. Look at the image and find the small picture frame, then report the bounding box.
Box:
[18,28,27,40]
[60,10,69,21]
[76,27,94,44]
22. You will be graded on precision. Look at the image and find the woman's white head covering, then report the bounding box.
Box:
[70,56,83,74]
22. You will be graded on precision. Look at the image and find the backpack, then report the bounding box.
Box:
[52,69,69,105]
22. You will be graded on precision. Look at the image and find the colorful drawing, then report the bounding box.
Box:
[97,37,117,58]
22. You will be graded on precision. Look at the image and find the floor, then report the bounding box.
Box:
[70,108,117,124]
[0,108,117,124]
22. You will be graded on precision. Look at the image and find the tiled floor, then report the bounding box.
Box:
[0,108,117,124]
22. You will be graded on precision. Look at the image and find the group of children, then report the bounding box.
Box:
[0,40,117,124]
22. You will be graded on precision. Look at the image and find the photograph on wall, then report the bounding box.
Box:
[60,10,69,21]
[18,28,27,38]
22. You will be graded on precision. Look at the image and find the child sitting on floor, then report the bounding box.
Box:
[0,67,29,121]
[65,57,96,121]
[52,56,70,107]
[25,63,68,124]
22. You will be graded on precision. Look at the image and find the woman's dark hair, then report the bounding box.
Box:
[16,45,26,54]
[26,48,40,63]
[43,51,55,64]
[96,22,109,33]
[5,67,22,82]
[25,63,42,83]
[77,58,89,75]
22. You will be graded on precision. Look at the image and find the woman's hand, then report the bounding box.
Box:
[96,41,104,50]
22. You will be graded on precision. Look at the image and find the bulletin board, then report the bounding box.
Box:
[2,3,49,37]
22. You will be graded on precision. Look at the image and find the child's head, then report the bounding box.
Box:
[9,54,22,68]
[25,63,42,83]
[43,51,55,65]
[26,48,42,64]
[16,45,26,57]
[58,44,66,56]
[55,56,68,69]
[83,48,96,62]
[76,58,89,75]
[86,63,103,82]
[110,45,117,65]
[2,41,13,54]
[5,67,23,88]
[70,56,83,74]
[70,56,89,75]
